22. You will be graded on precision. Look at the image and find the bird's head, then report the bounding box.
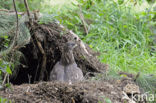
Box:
[65,41,77,51]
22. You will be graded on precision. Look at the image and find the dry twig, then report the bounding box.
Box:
[24,0,47,81]
[78,5,88,35]
[13,0,19,43]
[24,0,32,24]
[2,73,8,86]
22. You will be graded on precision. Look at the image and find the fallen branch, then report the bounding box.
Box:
[78,5,88,35]
[0,9,14,12]
[24,0,47,81]
[2,73,8,86]
[12,0,19,46]
[23,0,32,25]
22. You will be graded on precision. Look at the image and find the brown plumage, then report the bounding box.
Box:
[50,41,84,83]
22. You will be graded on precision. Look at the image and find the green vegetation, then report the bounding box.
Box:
[0,97,12,103]
[43,0,156,75]
[0,0,155,92]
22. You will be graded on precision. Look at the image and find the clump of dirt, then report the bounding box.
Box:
[0,75,146,103]
[0,80,123,103]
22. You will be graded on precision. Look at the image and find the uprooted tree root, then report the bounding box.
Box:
[10,21,108,84]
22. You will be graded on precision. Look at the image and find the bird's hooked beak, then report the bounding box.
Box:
[67,41,77,49]
[72,43,77,49]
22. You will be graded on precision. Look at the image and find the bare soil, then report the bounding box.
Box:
[0,79,125,103]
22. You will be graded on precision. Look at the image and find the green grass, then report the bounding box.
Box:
[45,0,156,74]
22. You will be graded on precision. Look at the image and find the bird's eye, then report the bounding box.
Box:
[74,37,77,40]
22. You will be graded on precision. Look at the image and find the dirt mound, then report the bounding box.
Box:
[0,80,123,103]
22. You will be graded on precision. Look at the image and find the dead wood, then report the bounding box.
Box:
[0,3,108,84]
[24,0,47,81]
[78,5,88,35]
[9,20,108,84]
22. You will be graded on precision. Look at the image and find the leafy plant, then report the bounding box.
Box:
[0,97,12,103]
[105,98,112,103]
[0,60,12,75]
[0,59,13,85]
